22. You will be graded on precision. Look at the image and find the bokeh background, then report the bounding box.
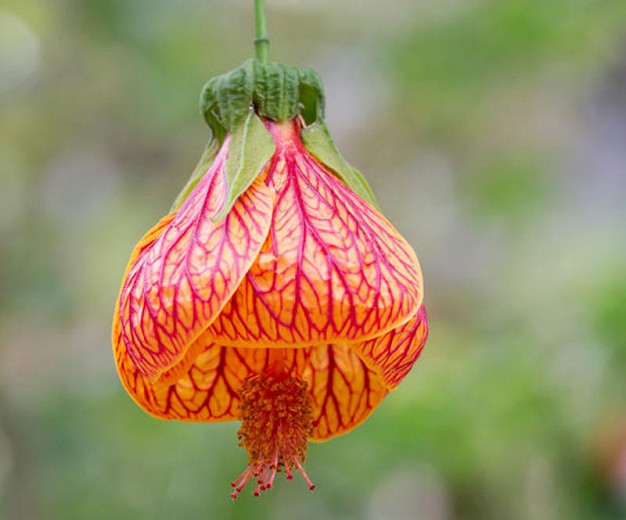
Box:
[1,0,625,519]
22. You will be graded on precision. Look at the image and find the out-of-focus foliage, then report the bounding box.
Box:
[1,1,625,519]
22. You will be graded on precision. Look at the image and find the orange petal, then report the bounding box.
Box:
[350,303,428,390]
[112,212,175,399]
[207,120,423,348]
[114,339,258,421]
[303,344,388,441]
[114,337,387,440]
[114,140,274,383]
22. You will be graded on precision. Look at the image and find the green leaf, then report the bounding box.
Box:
[214,109,275,221]
[301,121,379,209]
[170,138,220,212]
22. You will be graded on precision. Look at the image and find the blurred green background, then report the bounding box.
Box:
[1,0,625,519]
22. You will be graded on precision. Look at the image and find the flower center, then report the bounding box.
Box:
[230,368,316,498]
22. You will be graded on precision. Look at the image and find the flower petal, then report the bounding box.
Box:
[114,140,274,382]
[207,124,423,348]
[304,344,388,441]
[114,337,259,421]
[350,303,428,390]
[114,338,387,440]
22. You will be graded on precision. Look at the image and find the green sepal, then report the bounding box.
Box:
[253,61,300,121]
[201,59,256,141]
[200,60,326,134]
[297,67,325,125]
[301,121,379,209]
[170,137,221,212]
[214,108,275,222]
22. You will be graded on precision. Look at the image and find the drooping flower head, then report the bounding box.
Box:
[112,45,428,498]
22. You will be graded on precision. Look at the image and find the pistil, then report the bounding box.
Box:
[231,366,315,498]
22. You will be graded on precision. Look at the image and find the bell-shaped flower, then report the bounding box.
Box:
[112,60,428,498]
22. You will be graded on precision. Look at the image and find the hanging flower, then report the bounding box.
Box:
[112,45,428,498]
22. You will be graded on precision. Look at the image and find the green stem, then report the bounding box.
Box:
[254,0,269,63]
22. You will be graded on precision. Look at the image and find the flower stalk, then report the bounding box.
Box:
[254,0,269,63]
[112,0,429,500]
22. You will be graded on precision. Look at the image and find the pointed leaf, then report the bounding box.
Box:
[214,109,275,221]
[170,138,220,212]
[301,121,379,209]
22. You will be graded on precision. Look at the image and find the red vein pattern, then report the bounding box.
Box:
[112,118,428,448]
[115,139,274,382]
[207,122,423,348]
[352,303,428,390]
[114,338,388,440]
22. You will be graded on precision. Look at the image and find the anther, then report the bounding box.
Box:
[230,371,315,497]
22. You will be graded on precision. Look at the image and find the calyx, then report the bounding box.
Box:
[171,59,378,215]
[200,59,325,141]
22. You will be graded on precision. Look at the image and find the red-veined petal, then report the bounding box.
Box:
[114,337,387,440]
[304,344,388,440]
[207,120,423,348]
[114,139,274,383]
[351,303,428,390]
